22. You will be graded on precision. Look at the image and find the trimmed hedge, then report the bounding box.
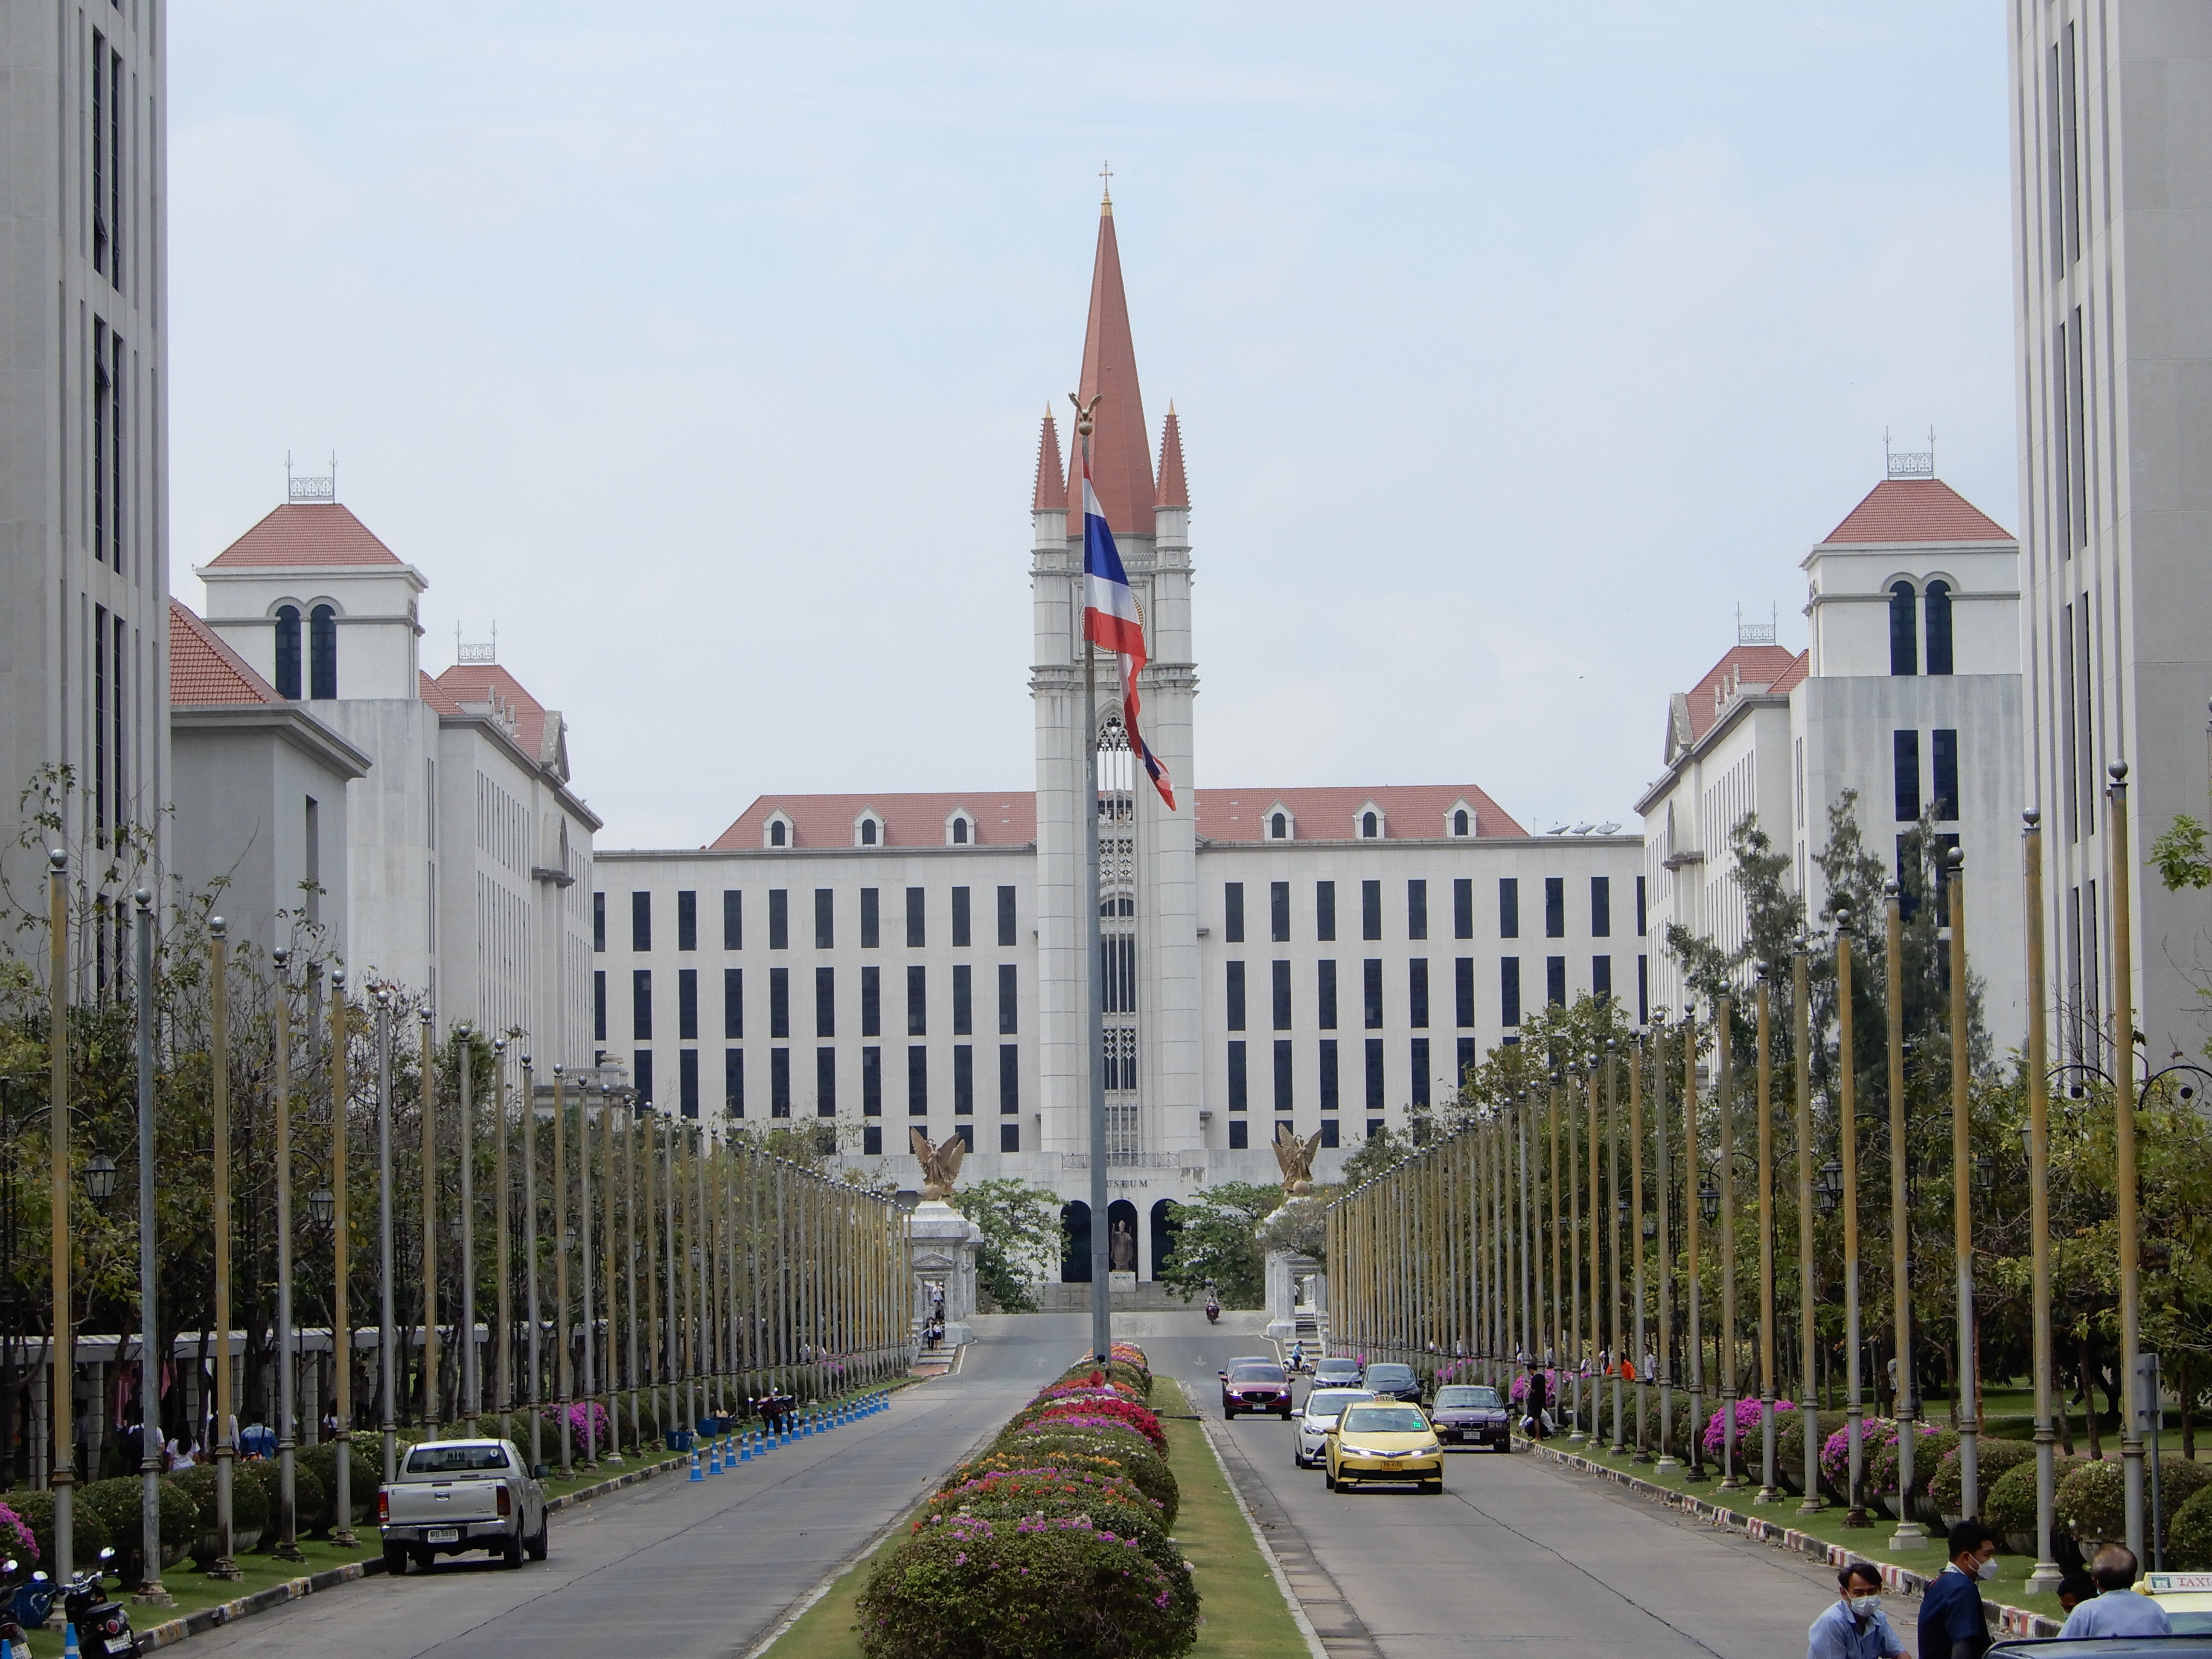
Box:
[299,1440,380,1530]
[2171,1486,2212,1571]
[950,1445,1180,1531]
[12,1488,111,1572]
[1026,1400,1168,1456]
[1985,1455,2090,1539]
[1929,1438,2034,1517]
[74,1476,196,1581]
[922,1468,1167,1545]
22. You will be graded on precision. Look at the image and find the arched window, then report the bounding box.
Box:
[951,818,969,844]
[1361,811,1379,838]
[309,604,338,699]
[273,605,302,699]
[1452,809,1470,836]
[860,818,877,846]
[1924,581,1953,675]
[1888,581,1918,676]
[770,820,787,847]
[1270,812,1287,840]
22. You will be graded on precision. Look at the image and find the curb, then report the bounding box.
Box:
[1181,1385,1335,1659]
[1513,1436,2063,1639]
[132,1448,697,1652]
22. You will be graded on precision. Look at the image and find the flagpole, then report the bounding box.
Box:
[1073,392,1112,1366]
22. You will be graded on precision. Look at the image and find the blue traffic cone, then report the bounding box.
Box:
[64,1624,82,1659]
[739,1431,752,1462]
[707,1442,721,1473]
[688,1445,704,1481]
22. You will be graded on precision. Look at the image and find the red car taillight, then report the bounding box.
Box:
[376,1491,390,1525]
[497,1488,512,1518]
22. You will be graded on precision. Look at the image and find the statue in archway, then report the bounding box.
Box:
[1109,1219,1137,1273]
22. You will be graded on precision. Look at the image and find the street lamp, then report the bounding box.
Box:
[132,887,171,1606]
[270,943,303,1568]
[1699,1184,1720,1222]
[309,1188,336,1228]
[1835,902,1868,1528]
[1884,878,1926,1550]
[83,1152,116,1205]
[2108,761,2146,1559]
[2023,806,2064,1595]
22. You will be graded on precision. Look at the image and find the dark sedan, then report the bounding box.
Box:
[1222,1362,1293,1419]
[1360,1363,1423,1403]
[1311,1357,1362,1388]
[1430,1384,1510,1449]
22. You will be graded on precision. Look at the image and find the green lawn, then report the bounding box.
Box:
[757,1376,1312,1659]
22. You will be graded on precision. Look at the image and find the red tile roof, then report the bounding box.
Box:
[1196,785,1527,841]
[711,793,1039,851]
[418,670,467,716]
[1156,405,1188,509]
[1032,410,1065,512]
[204,502,408,568]
[169,598,285,706]
[1819,479,2013,545]
[1063,204,1157,536]
[1681,645,1803,745]
[1768,650,1809,696]
[434,663,550,760]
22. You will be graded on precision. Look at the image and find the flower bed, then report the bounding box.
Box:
[859,1343,1196,1659]
[1700,1397,1796,1458]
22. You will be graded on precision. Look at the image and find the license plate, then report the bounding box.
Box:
[425,1528,460,1543]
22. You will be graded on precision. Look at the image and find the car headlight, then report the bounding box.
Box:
[1413,1442,1441,1456]
[1339,1445,1387,1458]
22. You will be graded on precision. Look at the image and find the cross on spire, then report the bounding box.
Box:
[1099,160,1113,204]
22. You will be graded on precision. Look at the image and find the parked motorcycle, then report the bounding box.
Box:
[0,1554,50,1649]
[63,1548,138,1659]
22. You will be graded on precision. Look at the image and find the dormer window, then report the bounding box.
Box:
[855,810,885,847]
[1356,805,1385,839]
[1264,803,1295,841]
[765,812,794,849]
[945,810,974,846]
[1271,812,1288,840]
[1450,806,1474,837]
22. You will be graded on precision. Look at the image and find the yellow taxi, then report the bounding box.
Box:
[1324,1400,1445,1494]
[2140,1572,2212,1633]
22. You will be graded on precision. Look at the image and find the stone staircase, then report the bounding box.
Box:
[1027,1281,1205,1314]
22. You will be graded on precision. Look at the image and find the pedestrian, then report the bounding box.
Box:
[1807,1562,1904,1659]
[2055,1571,2098,1616]
[2059,1545,2171,1639]
[1522,1364,1549,1440]
[1917,1519,2000,1659]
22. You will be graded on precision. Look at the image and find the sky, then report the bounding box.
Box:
[167,3,2019,849]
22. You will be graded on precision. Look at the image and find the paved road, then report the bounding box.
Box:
[180,1327,1070,1659]
[1134,1320,1912,1659]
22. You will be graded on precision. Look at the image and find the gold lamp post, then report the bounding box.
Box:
[1793,937,1822,1513]
[1837,904,1868,1528]
[2023,809,2063,1592]
[329,968,358,1548]
[420,1008,439,1437]
[1631,1028,1651,1463]
[1884,879,1927,1550]
[1655,1013,1679,1474]
[210,917,242,1580]
[1682,1009,1705,1482]
[1947,845,1979,1516]
[1755,967,1780,1505]
[2109,762,2145,1557]
[1717,992,1739,1492]
[494,1036,513,1445]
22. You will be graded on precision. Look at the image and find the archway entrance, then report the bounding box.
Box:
[1060,1201,1092,1282]
[1106,1199,1141,1279]
[1149,1199,1181,1286]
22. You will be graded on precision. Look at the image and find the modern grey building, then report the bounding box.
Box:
[0,1,170,978]
[2009,5,2212,1060]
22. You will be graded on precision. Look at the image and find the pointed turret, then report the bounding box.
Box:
[1064,198,1156,536]
[1156,402,1188,509]
[1031,406,1065,510]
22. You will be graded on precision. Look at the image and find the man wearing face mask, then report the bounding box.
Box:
[1919,1519,2001,1659]
[1807,1562,1905,1659]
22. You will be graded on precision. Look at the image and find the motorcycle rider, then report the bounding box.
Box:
[1204,1293,1220,1324]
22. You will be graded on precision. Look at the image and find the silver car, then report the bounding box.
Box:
[1294,1388,1374,1469]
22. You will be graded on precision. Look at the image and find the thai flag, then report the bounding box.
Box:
[1080,465,1176,811]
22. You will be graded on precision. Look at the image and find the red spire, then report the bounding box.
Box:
[1156,402,1188,509]
[1031,406,1065,511]
[1065,199,1155,536]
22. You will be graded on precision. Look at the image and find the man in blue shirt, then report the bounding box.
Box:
[1808,1562,1906,1659]
[2060,1545,2172,1639]
[1919,1519,1999,1659]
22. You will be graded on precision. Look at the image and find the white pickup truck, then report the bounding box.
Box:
[377,1438,549,1573]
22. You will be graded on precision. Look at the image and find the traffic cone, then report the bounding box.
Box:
[64,1625,81,1659]
[688,1444,704,1481]
[707,1441,721,1473]
[739,1431,752,1462]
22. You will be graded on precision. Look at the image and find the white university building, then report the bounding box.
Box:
[597,199,1643,1282]
[1638,467,2028,1051]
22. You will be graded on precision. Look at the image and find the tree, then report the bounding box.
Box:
[947,1178,1065,1313]
[1158,1182,1283,1308]
[1255,1195,1326,1263]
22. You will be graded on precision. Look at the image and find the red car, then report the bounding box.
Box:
[1222,1362,1293,1419]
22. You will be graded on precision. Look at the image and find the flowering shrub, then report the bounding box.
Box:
[1036,1379,1142,1406]
[1508,1370,1558,1406]
[0,1499,38,1567]
[922,1468,1164,1541]
[1820,1418,1900,1487]
[1059,1359,1152,1400]
[543,1400,612,1459]
[856,1513,1197,1659]
[1030,1400,1168,1455]
[1109,1341,1150,1374]
[956,1443,1179,1529]
[1928,1437,2033,1515]
[1701,1397,1796,1458]
[1868,1425,1951,1499]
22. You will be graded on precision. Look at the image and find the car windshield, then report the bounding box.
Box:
[1316,1359,1357,1372]
[405,1444,511,1475]
[1434,1387,1501,1408]
[1340,1406,1428,1435]
[2170,1612,2212,1635]
[1229,1365,1286,1383]
[1303,1390,1371,1419]
[1363,1366,1415,1384]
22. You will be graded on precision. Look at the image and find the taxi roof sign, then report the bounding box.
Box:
[2145,1574,2212,1593]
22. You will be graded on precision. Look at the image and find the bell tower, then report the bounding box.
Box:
[1030,194,1202,1161]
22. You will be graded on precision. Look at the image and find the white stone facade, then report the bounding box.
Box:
[2008,5,2212,1062]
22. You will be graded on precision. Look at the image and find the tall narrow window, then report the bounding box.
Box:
[1501,958,1522,1027]
[92,33,109,276]
[632,891,652,952]
[1225,961,1246,1031]
[953,1046,973,1115]
[680,1051,701,1119]
[769,968,790,1039]
[1408,959,1429,1028]
[309,605,338,699]
[997,885,1017,946]
[1319,1039,1339,1113]
[1889,582,1918,676]
[1592,956,1612,1000]
[768,889,789,949]
[632,970,652,1039]
[1453,808,1470,836]
[1454,958,1473,1028]
[860,888,879,948]
[952,887,972,947]
[1272,960,1292,1030]
[1406,879,1427,940]
[1893,730,1922,822]
[1362,959,1383,1029]
[677,890,697,950]
[2053,318,2074,557]
[862,1047,882,1116]
[594,970,607,1041]
[1271,812,1288,840]
[726,1049,744,1118]
[1270,881,1290,943]
[1274,1040,1293,1112]
[815,1049,835,1116]
[1361,880,1381,941]
[1361,811,1379,838]
[952,964,972,1035]
[1931,729,1960,821]
[1590,877,1610,938]
[1453,879,1472,940]
[1365,1039,1384,1112]
[635,1051,655,1108]
[862,965,881,1036]
[907,965,928,1035]
[594,891,606,952]
[2060,21,2081,269]
[998,963,1018,1034]
[1499,878,1519,938]
[860,818,877,845]
[1546,956,1566,1007]
[1411,1038,1430,1107]
[769,820,787,847]
[770,1050,791,1118]
[1543,877,1563,939]
[905,887,926,948]
[1315,882,1336,942]
[908,1047,928,1115]
[723,968,743,1038]
[1223,882,1245,943]
[722,889,742,949]
[2068,306,2088,553]
[274,606,302,699]
[1317,960,1338,1030]
[678,969,699,1039]
[93,323,111,570]
[1227,1042,1247,1112]
[1924,582,1954,675]
[1000,1045,1019,1115]
[814,888,834,949]
[814,966,835,1037]
[1635,876,1647,937]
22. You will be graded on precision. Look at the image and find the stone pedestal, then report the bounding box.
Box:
[1265,1250,1322,1345]
[906,1200,984,1350]
[1109,1271,1137,1296]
